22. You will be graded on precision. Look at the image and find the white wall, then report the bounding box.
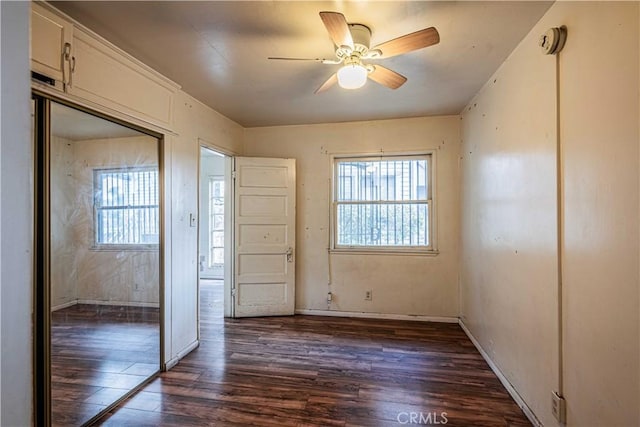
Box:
[460,10,558,427]
[167,90,243,363]
[244,116,460,319]
[51,135,78,308]
[559,3,639,426]
[0,1,32,425]
[460,2,639,426]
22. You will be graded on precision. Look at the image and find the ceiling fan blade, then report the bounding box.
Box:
[319,11,354,49]
[315,73,338,94]
[368,65,407,89]
[372,27,439,59]
[268,57,342,65]
[268,57,327,62]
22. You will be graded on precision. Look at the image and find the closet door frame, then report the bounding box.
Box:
[32,90,166,426]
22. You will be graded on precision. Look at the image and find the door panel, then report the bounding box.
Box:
[234,157,295,317]
[238,194,288,217]
[238,224,287,246]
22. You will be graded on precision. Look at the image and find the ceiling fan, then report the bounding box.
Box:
[268,11,440,93]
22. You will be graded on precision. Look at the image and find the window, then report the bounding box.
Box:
[333,154,433,251]
[94,167,159,247]
[208,176,224,267]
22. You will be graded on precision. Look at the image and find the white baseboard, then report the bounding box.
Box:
[76,299,160,308]
[51,300,78,312]
[458,319,542,427]
[165,358,178,371]
[295,308,458,323]
[164,340,199,371]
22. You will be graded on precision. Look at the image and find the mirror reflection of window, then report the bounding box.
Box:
[94,167,159,246]
[48,101,161,426]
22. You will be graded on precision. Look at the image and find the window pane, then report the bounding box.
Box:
[212,200,224,214]
[336,203,429,247]
[208,176,225,267]
[212,214,223,230]
[336,158,428,202]
[212,248,224,265]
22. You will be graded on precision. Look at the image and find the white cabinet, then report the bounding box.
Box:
[70,27,178,130]
[31,3,74,87]
[30,2,179,131]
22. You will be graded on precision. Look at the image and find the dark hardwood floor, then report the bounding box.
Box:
[51,304,160,426]
[97,281,530,426]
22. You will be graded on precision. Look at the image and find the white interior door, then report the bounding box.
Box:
[234,157,296,317]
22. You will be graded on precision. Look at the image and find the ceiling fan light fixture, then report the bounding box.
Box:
[337,64,368,89]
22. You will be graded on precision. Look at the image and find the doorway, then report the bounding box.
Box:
[196,152,297,325]
[199,147,231,321]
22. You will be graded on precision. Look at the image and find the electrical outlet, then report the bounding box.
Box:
[551,391,566,423]
[365,290,372,301]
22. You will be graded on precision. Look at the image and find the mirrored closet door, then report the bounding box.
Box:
[35,96,162,426]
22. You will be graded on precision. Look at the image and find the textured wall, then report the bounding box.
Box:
[460,2,639,426]
[460,12,558,425]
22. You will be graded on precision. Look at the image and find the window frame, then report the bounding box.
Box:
[330,151,438,255]
[207,175,225,267]
[92,165,160,251]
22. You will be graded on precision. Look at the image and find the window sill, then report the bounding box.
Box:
[329,248,439,257]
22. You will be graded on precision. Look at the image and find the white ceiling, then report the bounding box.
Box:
[51,102,145,140]
[52,1,553,128]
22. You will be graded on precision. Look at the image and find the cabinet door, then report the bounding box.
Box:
[31,3,73,83]
[70,28,178,130]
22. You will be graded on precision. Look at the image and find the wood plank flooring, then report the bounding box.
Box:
[97,282,530,426]
[51,304,160,426]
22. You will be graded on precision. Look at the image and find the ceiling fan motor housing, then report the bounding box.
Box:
[349,24,372,52]
[336,24,373,62]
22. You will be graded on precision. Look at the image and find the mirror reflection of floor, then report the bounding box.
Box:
[50,304,160,426]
